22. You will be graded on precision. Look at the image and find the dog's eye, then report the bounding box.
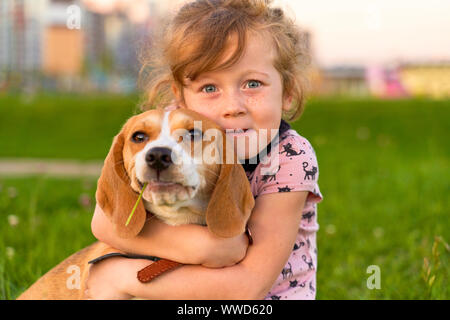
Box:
[186,129,203,141]
[131,132,148,143]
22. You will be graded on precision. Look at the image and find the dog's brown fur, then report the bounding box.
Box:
[18,109,254,300]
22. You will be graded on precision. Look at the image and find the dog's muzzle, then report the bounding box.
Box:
[145,147,174,171]
[139,146,197,205]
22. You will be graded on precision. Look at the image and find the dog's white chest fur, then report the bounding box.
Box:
[144,197,208,226]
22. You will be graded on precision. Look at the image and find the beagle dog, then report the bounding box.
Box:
[18,108,254,300]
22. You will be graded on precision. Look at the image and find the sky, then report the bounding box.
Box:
[278,0,450,66]
[81,0,450,67]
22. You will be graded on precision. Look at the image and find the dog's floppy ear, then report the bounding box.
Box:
[205,137,255,238]
[96,131,146,238]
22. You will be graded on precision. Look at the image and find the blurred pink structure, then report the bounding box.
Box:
[383,67,409,98]
[366,65,409,98]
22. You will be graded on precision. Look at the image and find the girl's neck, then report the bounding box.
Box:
[241,119,291,172]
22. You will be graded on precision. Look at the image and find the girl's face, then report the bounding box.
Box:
[175,33,292,160]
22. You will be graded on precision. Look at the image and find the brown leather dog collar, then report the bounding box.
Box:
[137,259,182,283]
[88,253,181,283]
[89,226,253,284]
[137,226,252,283]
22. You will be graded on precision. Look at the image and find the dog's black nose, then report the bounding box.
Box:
[146,147,173,171]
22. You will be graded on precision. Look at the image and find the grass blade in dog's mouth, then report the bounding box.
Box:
[125,182,148,227]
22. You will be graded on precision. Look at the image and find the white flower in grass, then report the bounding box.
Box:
[6,247,15,260]
[325,224,336,235]
[8,215,19,227]
[373,227,384,239]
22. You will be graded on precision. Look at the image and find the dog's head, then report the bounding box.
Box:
[96,108,254,238]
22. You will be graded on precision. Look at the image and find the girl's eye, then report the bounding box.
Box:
[201,84,217,93]
[131,131,148,143]
[246,80,262,89]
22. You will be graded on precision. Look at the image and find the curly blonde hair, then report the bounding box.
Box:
[139,0,311,121]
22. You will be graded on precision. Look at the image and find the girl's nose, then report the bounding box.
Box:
[221,92,247,118]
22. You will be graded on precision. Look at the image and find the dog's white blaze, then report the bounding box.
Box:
[158,110,175,147]
[135,111,200,188]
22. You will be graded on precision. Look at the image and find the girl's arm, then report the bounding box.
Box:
[104,191,308,299]
[91,204,248,266]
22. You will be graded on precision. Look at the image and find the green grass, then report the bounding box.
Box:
[302,98,449,299]
[0,94,448,299]
[0,177,97,299]
[0,93,141,160]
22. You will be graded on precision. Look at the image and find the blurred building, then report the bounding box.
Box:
[364,62,450,99]
[43,0,83,76]
[399,62,450,99]
[0,0,178,92]
[0,0,44,89]
[80,0,181,92]
[314,66,370,97]
[2,0,448,98]
[366,65,409,99]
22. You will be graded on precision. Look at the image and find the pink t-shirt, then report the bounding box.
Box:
[243,128,323,300]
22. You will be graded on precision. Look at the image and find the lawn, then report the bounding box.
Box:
[0,94,448,299]
[0,93,141,160]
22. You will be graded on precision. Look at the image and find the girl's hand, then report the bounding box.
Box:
[85,257,149,300]
[92,204,246,266]
[201,232,249,268]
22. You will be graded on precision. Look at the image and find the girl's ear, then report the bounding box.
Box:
[171,83,180,98]
[171,84,186,108]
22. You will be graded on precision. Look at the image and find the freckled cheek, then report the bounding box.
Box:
[188,105,219,121]
[190,106,218,122]
[246,92,279,109]
[246,96,258,107]
[184,96,218,119]
[247,94,281,116]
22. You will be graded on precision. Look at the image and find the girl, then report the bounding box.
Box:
[87,0,323,300]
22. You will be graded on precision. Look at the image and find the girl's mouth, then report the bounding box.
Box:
[226,128,255,138]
